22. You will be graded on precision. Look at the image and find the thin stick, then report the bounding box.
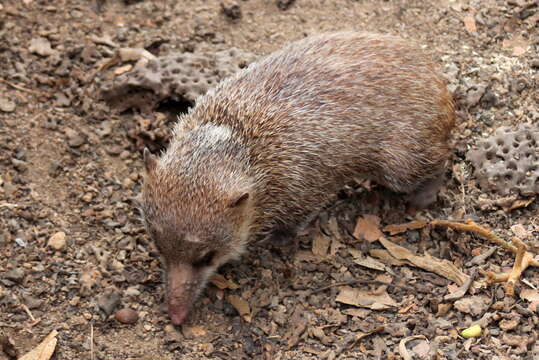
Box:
[90,322,95,360]
[431,219,517,254]
[21,304,36,322]
[432,219,539,296]
[0,78,39,95]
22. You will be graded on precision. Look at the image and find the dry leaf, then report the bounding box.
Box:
[336,286,397,310]
[354,215,383,242]
[348,248,362,258]
[19,330,58,360]
[341,308,371,318]
[379,237,469,285]
[382,220,427,235]
[412,340,431,358]
[353,256,387,272]
[506,197,535,211]
[369,249,407,266]
[398,336,428,360]
[529,301,539,313]
[463,15,477,33]
[227,295,251,322]
[312,233,331,257]
[210,273,239,290]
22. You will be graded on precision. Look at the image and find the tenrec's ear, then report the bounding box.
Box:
[228,192,249,208]
[143,148,157,173]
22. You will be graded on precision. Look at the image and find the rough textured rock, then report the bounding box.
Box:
[102,48,257,113]
[467,123,539,196]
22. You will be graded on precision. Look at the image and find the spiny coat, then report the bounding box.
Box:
[141,31,455,325]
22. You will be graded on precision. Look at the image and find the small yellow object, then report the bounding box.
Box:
[461,324,482,338]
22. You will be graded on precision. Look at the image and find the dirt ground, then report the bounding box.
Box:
[1,0,539,359]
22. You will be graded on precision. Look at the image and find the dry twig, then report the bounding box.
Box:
[0,78,40,95]
[431,219,539,296]
[90,322,95,360]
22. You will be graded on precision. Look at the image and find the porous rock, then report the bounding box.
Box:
[467,123,539,196]
[102,48,257,113]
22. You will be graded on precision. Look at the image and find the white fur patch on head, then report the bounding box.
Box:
[199,124,232,145]
[184,233,202,243]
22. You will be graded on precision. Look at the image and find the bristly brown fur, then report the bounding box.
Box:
[141,31,455,324]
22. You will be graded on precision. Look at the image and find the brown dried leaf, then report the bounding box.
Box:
[353,256,387,272]
[398,336,428,360]
[463,15,477,33]
[412,340,431,358]
[227,295,251,322]
[19,330,58,360]
[336,286,397,310]
[341,308,371,318]
[210,273,239,290]
[369,249,408,266]
[379,237,469,285]
[506,197,535,211]
[353,215,383,242]
[382,220,427,235]
[312,233,331,257]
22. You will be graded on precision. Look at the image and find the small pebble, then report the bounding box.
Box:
[115,308,139,324]
[106,145,123,156]
[4,268,25,283]
[64,127,86,148]
[29,37,56,56]
[97,290,121,316]
[0,98,16,113]
[47,231,67,250]
[221,0,241,20]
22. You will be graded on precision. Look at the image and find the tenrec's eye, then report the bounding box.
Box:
[193,251,216,268]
